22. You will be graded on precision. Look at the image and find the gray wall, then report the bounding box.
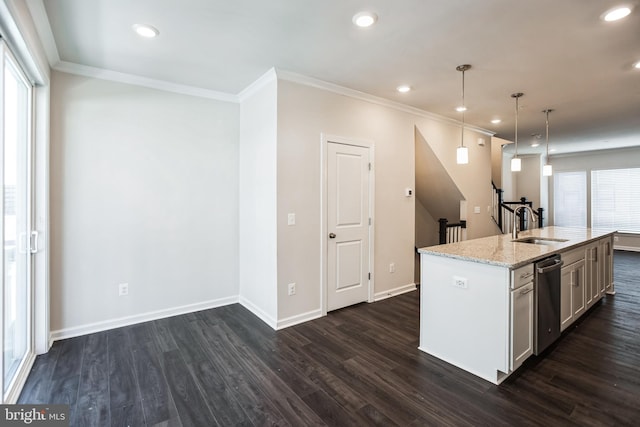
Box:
[238,74,279,325]
[50,71,240,334]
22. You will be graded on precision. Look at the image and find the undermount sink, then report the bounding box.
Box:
[512,237,569,245]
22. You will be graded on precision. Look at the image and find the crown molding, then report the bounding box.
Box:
[25,0,59,67]
[275,69,495,137]
[54,61,239,102]
[25,0,492,134]
[237,67,277,102]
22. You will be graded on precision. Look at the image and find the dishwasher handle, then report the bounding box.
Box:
[537,259,564,274]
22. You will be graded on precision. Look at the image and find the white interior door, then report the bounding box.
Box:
[327,141,371,311]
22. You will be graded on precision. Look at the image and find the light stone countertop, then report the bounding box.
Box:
[417,226,616,269]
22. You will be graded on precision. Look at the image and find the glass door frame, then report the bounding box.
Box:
[0,39,35,404]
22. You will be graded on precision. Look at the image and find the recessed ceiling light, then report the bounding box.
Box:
[634,61,640,69]
[396,85,411,93]
[491,119,502,124]
[353,12,378,28]
[455,106,467,112]
[133,24,159,38]
[602,6,632,22]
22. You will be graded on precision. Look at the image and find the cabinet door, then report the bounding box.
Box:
[601,238,613,294]
[560,266,573,331]
[511,282,534,370]
[584,244,602,308]
[572,260,586,318]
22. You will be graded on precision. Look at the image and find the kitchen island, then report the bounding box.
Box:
[417,226,615,384]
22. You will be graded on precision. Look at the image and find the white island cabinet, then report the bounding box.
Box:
[418,227,615,385]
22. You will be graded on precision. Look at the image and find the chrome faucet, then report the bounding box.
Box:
[512,205,536,239]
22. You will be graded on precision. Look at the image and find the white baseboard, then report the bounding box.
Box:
[614,245,640,252]
[276,308,323,330]
[239,296,278,330]
[374,283,417,302]
[48,283,420,343]
[50,296,239,342]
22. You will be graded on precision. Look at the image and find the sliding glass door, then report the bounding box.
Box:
[1,41,33,402]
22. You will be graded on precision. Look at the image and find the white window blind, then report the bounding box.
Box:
[554,171,586,227]
[592,168,640,233]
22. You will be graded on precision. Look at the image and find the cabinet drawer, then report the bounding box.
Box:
[512,264,534,289]
[563,244,586,266]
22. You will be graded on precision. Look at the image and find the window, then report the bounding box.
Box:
[592,168,640,233]
[553,171,586,227]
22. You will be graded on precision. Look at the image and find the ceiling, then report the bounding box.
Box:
[29,0,640,155]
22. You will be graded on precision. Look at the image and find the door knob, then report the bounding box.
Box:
[329,233,336,239]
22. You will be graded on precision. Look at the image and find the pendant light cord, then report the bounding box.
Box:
[514,96,519,157]
[461,68,465,147]
[545,110,549,159]
[543,109,553,160]
[511,93,524,157]
[456,64,471,149]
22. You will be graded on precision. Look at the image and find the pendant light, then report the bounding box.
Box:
[510,92,524,172]
[456,64,471,164]
[542,109,554,176]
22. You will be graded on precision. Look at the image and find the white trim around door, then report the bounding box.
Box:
[320,134,375,316]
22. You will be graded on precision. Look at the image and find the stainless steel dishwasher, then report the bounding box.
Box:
[534,254,564,355]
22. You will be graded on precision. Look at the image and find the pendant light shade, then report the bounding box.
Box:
[511,92,524,172]
[511,157,522,172]
[456,64,471,164]
[542,109,554,176]
[457,146,469,164]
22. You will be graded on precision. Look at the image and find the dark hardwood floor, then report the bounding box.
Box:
[18,250,640,426]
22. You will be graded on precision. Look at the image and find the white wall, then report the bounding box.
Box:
[238,73,278,326]
[275,79,495,321]
[516,155,541,208]
[415,197,438,249]
[50,71,239,335]
[550,146,640,249]
[415,120,494,241]
[47,68,500,334]
[415,197,438,282]
[491,137,508,189]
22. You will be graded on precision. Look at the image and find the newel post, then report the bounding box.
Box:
[537,207,544,228]
[439,218,448,244]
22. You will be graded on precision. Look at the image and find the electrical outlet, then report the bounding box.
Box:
[288,283,296,296]
[389,263,395,273]
[118,283,129,296]
[452,276,468,289]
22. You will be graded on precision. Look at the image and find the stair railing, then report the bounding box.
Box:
[438,218,467,244]
[491,183,544,234]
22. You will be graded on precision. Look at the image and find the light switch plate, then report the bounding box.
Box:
[287,213,295,226]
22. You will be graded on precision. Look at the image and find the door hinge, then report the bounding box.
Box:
[368,272,371,280]
[368,162,371,171]
[368,218,371,225]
